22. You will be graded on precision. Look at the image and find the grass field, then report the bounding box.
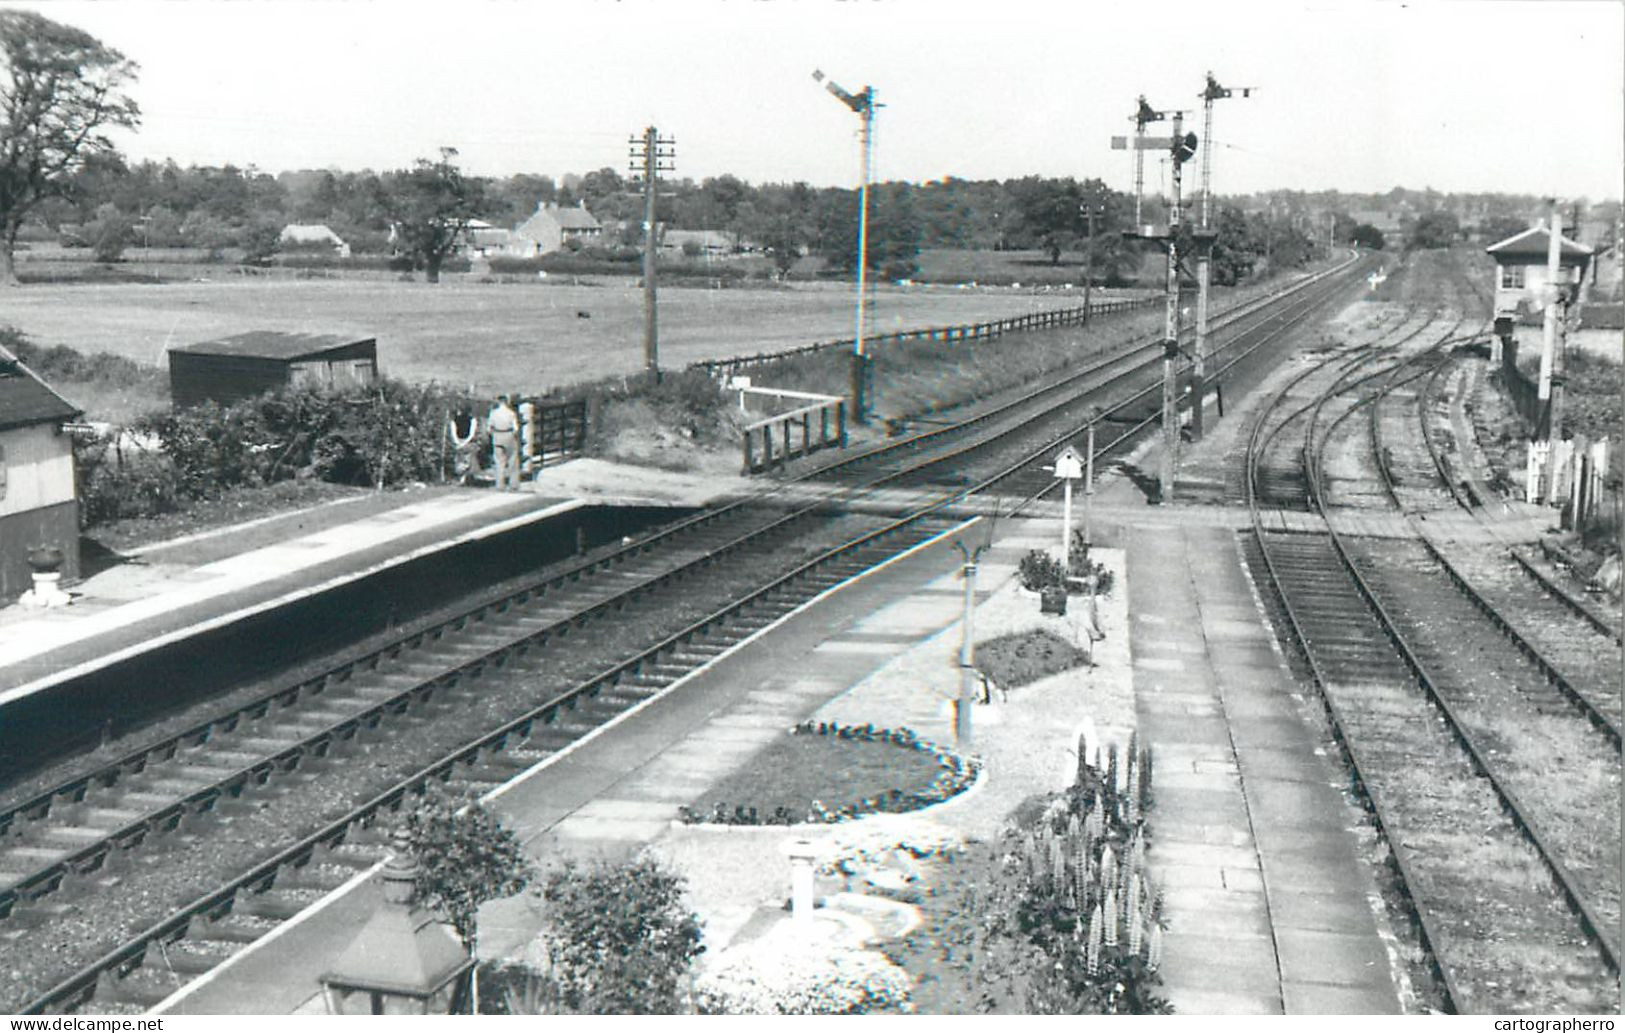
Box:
[0,276,1125,397]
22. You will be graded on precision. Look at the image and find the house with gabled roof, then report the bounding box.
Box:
[0,345,83,600]
[510,202,602,256]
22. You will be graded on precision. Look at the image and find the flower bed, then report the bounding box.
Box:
[975,628,1091,691]
[677,722,978,826]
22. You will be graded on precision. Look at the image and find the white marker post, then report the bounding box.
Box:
[1053,445,1086,576]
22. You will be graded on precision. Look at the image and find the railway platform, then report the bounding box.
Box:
[124,494,1417,1015]
[0,457,750,702]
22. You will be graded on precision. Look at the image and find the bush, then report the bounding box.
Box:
[75,441,184,526]
[1018,549,1066,592]
[397,786,534,954]
[1067,533,1116,596]
[536,854,704,1014]
[694,928,912,1014]
[136,379,484,498]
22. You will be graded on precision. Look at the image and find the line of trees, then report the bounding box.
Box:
[2,8,1417,289]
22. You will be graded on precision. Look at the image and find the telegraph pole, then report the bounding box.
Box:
[1192,72,1252,443]
[1081,197,1105,321]
[629,126,675,382]
[814,70,878,424]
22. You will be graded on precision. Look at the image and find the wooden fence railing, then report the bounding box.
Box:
[521,398,588,467]
[739,388,846,474]
[691,295,1160,382]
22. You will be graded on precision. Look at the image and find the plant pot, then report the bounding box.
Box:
[1039,586,1068,615]
[26,546,63,574]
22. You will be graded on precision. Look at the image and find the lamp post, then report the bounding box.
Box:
[321,832,472,1015]
[951,512,999,748]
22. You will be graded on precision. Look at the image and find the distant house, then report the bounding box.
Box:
[660,229,736,257]
[1348,208,1406,237]
[463,219,513,257]
[1485,224,1594,318]
[280,224,351,258]
[0,345,82,599]
[168,332,378,408]
[511,202,602,255]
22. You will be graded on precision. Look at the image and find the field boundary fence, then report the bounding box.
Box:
[690,295,1161,382]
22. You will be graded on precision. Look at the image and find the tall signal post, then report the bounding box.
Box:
[629,127,675,382]
[1114,102,1196,502]
[1191,73,1252,442]
[1130,96,1164,226]
[814,69,877,424]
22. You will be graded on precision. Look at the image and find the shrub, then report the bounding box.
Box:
[694,928,912,1014]
[396,786,535,954]
[1018,549,1065,592]
[536,854,704,1014]
[1067,532,1116,596]
[75,442,183,526]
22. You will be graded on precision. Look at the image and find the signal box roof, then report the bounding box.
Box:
[171,332,376,360]
[1484,226,1593,263]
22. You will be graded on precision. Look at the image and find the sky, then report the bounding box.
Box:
[3,0,1622,201]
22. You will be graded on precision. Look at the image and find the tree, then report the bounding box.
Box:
[1408,210,1460,250]
[0,11,140,285]
[398,786,534,955]
[84,201,129,263]
[381,147,476,282]
[1350,223,1386,250]
[539,854,703,1014]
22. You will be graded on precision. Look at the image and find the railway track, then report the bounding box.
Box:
[1243,258,1619,1013]
[0,256,1373,1013]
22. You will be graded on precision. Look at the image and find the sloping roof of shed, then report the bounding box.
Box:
[1485,226,1593,262]
[0,345,82,431]
[170,332,376,360]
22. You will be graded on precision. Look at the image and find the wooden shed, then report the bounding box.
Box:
[0,346,82,599]
[168,332,378,408]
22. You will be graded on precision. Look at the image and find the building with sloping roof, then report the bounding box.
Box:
[659,229,737,256]
[280,223,351,257]
[0,345,83,599]
[168,332,378,408]
[1485,224,1594,316]
[510,203,602,255]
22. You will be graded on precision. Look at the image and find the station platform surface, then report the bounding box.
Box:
[135,491,1414,1016]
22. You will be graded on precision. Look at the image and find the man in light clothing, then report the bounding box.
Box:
[488,394,520,491]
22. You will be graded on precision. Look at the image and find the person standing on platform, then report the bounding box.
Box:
[448,407,479,485]
[488,394,520,491]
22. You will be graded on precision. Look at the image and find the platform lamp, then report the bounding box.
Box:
[952,502,1001,748]
[321,831,472,1015]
